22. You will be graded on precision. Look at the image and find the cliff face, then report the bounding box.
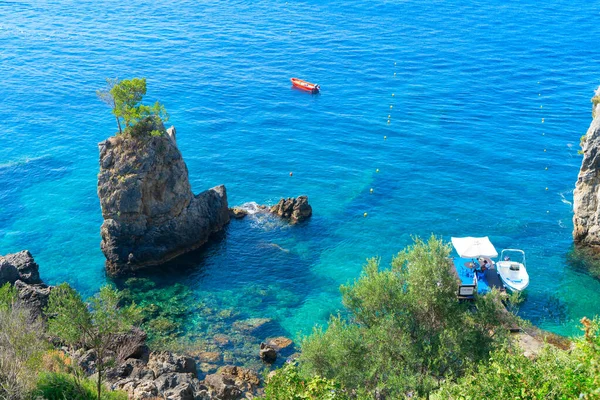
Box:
[573,106,600,250]
[98,127,229,276]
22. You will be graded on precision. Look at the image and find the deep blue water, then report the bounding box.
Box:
[1,0,600,347]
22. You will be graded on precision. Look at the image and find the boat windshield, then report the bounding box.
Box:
[500,249,525,266]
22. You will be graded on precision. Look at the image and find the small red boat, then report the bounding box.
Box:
[291,78,320,93]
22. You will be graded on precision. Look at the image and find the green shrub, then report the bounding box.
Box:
[0,300,48,399]
[299,236,512,398]
[435,318,600,399]
[261,363,352,400]
[33,372,127,400]
[0,282,18,311]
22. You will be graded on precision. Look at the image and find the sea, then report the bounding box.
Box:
[1,0,600,362]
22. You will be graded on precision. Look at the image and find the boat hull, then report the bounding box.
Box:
[291,78,319,93]
[496,261,529,292]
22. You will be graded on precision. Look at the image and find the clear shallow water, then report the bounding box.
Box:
[1,0,600,355]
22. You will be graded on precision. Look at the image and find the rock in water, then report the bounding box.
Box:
[97,128,230,276]
[269,195,312,223]
[574,108,600,250]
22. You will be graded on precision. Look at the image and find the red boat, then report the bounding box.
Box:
[291,78,320,93]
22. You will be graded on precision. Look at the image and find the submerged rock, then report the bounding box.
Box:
[574,104,600,251]
[97,127,230,276]
[269,195,312,223]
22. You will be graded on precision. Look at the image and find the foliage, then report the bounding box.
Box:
[260,363,353,400]
[0,300,48,400]
[98,78,169,137]
[33,372,127,400]
[298,236,512,398]
[46,284,141,400]
[592,85,600,118]
[0,282,18,311]
[435,317,600,399]
[96,78,123,134]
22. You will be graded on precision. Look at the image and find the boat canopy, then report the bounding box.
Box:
[451,237,498,258]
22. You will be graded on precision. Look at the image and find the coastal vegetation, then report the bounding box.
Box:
[46,284,142,400]
[261,237,600,399]
[96,78,168,137]
[0,282,132,400]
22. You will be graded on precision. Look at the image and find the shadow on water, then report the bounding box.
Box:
[112,216,327,372]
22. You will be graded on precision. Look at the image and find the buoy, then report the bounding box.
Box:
[364,212,368,217]
[376,169,380,173]
[538,81,540,84]
[538,93,540,96]
[390,105,393,109]
[540,105,543,108]
[394,73,396,76]
[394,62,397,66]
[384,136,387,140]
[544,149,546,152]
[545,167,548,170]
[388,114,391,118]
[542,118,544,123]
[289,172,293,176]
[392,93,395,97]
[387,120,390,124]
[370,188,373,193]
[546,187,548,190]
[547,210,550,213]
[542,133,545,136]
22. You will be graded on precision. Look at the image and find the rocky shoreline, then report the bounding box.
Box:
[1,250,296,400]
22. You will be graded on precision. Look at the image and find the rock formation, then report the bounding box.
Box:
[269,196,312,223]
[0,250,52,320]
[573,105,600,250]
[97,126,230,276]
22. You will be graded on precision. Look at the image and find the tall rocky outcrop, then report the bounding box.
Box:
[98,127,229,276]
[573,103,600,250]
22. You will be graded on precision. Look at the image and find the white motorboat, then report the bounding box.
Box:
[495,249,529,292]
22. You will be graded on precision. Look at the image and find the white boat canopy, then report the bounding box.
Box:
[451,237,498,258]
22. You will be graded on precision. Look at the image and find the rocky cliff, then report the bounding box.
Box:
[98,127,229,276]
[573,104,600,250]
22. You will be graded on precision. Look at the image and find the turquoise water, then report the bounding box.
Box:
[2,0,600,350]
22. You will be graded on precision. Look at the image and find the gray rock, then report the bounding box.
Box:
[3,250,42,284]
[154,372,195,392]
[204,366,261,399]
[204,373,243,400]
[574,106,600,250]
[269,195,312,223]
[163,382,195,400]
[0,259,18,286]
[147,352,197,378]
[14,280,52,320]
[259,342,277,364]
[97,130,230,276]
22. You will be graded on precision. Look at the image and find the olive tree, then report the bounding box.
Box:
[46,284,141,400]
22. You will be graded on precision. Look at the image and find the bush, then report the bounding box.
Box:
[298,236,512,398]
[0,299,48,399]
[261,363,352,400]
[435,318,600,399]
[33,372,127,400]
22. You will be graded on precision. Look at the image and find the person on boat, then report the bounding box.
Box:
[480,259,489,271]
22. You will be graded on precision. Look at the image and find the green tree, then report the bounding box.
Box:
[299,236,512,398]
[435,317,600,399]
[96,78,123,135]
[46,284,141,400]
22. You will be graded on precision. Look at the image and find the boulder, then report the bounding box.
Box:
[204,365,261,399]
[147,352,197,378]
[232,318,272,334]
[0,259,18,286]
[266,336,293,350]
[269,195,312,223]
[259,342,277,364]
[97,129,230,276]
[14,280,52,321]
[3,250,42,284]
[574,102,600,250]
[229,207,248,219]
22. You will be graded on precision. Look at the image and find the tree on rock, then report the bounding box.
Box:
[97,77,169,136]
[46,284,141,400]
